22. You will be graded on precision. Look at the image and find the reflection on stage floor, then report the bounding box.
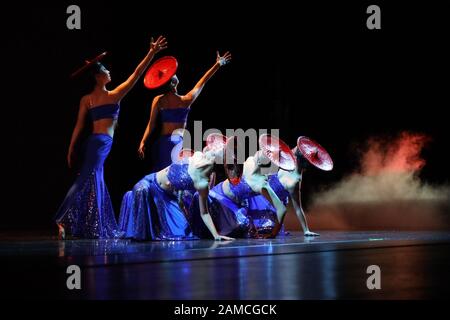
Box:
[1,231,450,299]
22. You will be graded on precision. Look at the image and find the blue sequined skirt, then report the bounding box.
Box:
[151,134,183,173]
[189,182,285,238]
[190,182,251,238]
[55,134,122,239]
[119,173,198,241]
[246,195,283,235]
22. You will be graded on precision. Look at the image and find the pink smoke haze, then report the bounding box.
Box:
[283,132,450,231]
[361,132,430,176]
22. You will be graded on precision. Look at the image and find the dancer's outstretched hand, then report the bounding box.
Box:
[138,142,146,159]
[209,240,234,249]
[214,235,235,241]
[304,231,320,237]
[216,51,232,66]
[150,36,168,54]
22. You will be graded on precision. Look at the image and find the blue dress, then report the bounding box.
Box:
[190,175,291,238]
[190,181,252,239]
[190,178,270,238]
[151,107,190,172]
[119,163,199,241]
[55,104,123,239]
[245,174,291,235]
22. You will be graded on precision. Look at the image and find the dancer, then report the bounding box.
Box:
[119,134,233,241]
[138,51,232,172]
[190,134,294,239]
[55,36,168,239]
[260,136,333,236]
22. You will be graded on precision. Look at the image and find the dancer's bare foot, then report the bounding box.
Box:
[304,231,320,237]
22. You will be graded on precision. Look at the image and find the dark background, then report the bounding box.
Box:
[3,1,449,230]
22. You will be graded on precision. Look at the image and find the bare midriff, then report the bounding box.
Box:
[160,122,186,136]
[92,118,118,137]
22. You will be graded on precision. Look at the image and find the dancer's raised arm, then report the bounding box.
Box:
[182,51,231,105]
[111,36,167,100]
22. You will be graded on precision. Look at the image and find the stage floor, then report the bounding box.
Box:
[1,231,450,299]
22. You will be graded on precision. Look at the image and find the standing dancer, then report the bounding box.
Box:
[138,51,231,172]
[55,36,168,239]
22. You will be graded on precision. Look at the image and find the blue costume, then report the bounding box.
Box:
[119,163,199,241]
[245,174,291,235]
[190,175,290,238]
[190,177,271,238]
[190,180,252,238]
[55,103,123,239]
[267,174,291,203]
[151,107,190,172]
